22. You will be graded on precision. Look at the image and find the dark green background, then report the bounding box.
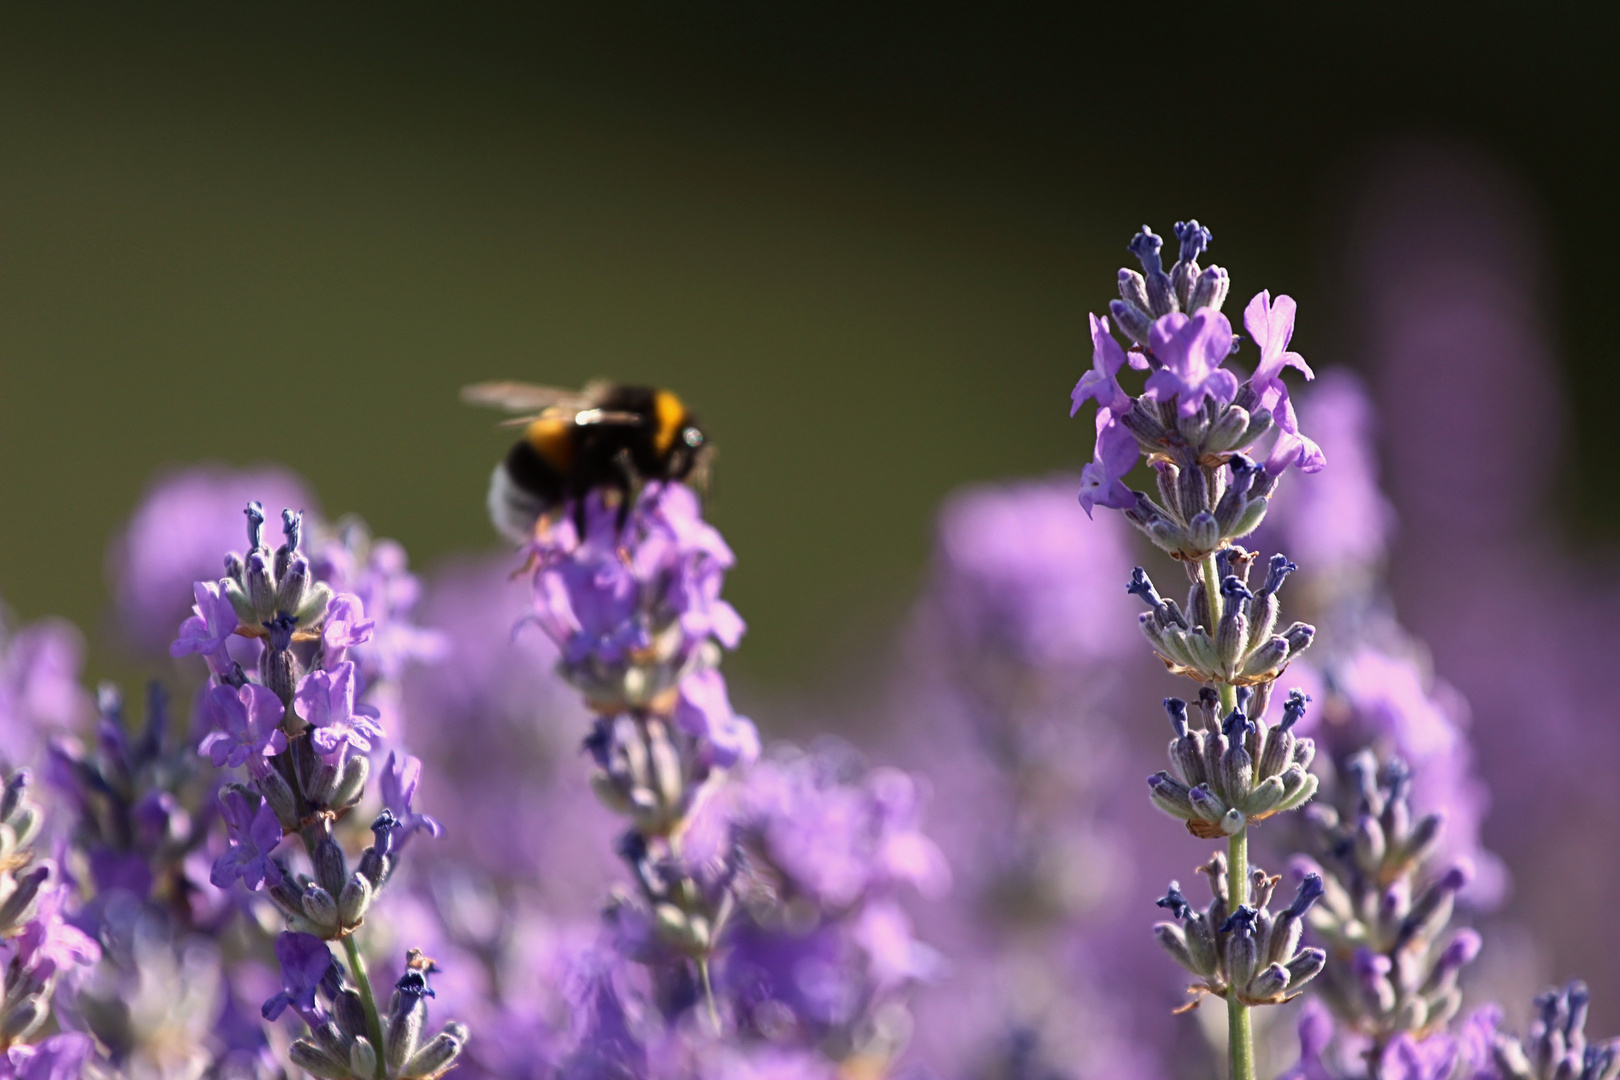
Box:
[1,4,1614,700]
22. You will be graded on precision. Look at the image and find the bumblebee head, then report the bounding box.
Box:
[668,423,711,485]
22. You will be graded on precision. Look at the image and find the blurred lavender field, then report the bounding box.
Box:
[0,135,1614,1079]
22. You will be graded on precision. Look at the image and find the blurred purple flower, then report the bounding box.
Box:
[209,791,283,890]
[294,662,382,762]
[1261,371,1394,576]
[198,682,287,771]
[0,1033,94,1080]
[260,932,333,1022]
[1276,998,1337,1080]
[674,669,758,769]
[933,476,1138,666]
[0,615,94,768]
[107,464,316,655]
[14,887,100,980]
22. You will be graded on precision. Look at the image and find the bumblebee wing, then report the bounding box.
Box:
[494,407,644,429]
[460,381,597,414]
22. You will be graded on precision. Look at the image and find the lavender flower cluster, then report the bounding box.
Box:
[0,192,1608,1080]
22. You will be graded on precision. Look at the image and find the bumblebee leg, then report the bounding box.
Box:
[610,454,636,535]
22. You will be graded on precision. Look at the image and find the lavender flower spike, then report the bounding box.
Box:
[1069,219,1323,559]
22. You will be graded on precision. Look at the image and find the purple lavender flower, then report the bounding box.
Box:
[169,580,241,674]
[198,682,288,771]
[527,483,747,716]
[1071,312,1144,418]
[294,662,383,762]
[209,791,284,890]
[319,592,375,665]
[13,888,100,980]
[0,1033,94,1080]
[380,750,443,846]
[108,464,317,655]
[1143,309,1242,417]
[260,932,334,1022]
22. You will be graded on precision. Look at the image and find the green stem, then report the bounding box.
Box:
[343,934,387,1080]
[697,957,721,1032]
[1226,826,1255,1080]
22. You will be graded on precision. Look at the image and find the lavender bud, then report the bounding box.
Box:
[1401,812,1445,868]
[1222,906,1260,989]
[0,770,31,823]
[1284,948,1326,986]
[350,1039,378,1079]
[1169,734,1207,788]
[1148,772,1195,819]
[1118,268,1151,314]
[0,997,42,1042]
[386,972,432,1075]
[1240,406,1274,445]
[1187,511,1220,554]
[244,501,267,550]
[1248,962,1290,1001]
[1154,923,1200,975]
[0,865,50,930]
[1128,226,1177,317]
[1196,687,1220,729]
[1400,865,1470,947]
[1163,697,1190,738]
[1353,813,1387,873]
[1218,743,1254,807]
[1118,399,1167,443]
[1187,264,1229,313]
[288,1041,349,1080]
[358,848,390,890]
[1185,780,1218,822]
[1257,724,1295,781]
[1153,461,1182,520]
[313,838,348,896]
[277,553,312,618]
[245,550,277,618]
[1243,775,1285,816]
[332,754,369,809]
[338,872,374,927]
[335,989,369,1040]
[1241,637,1289,678]
[1177,458,1212,518]
[1291,738,1316,770]
[1201,729,1228,791]
[404,1025,469,1080]
[1108,298,1153,346]
[301,885,339,931]
[1282,622,1316,655]
[1207,407,1251,456]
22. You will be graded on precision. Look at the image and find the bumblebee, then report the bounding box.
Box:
[462,380,709,542]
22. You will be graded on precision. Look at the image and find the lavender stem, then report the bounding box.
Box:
[1203,549,1253,1080]
[342,935,386,1080]
[1226,825,1255,1080]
